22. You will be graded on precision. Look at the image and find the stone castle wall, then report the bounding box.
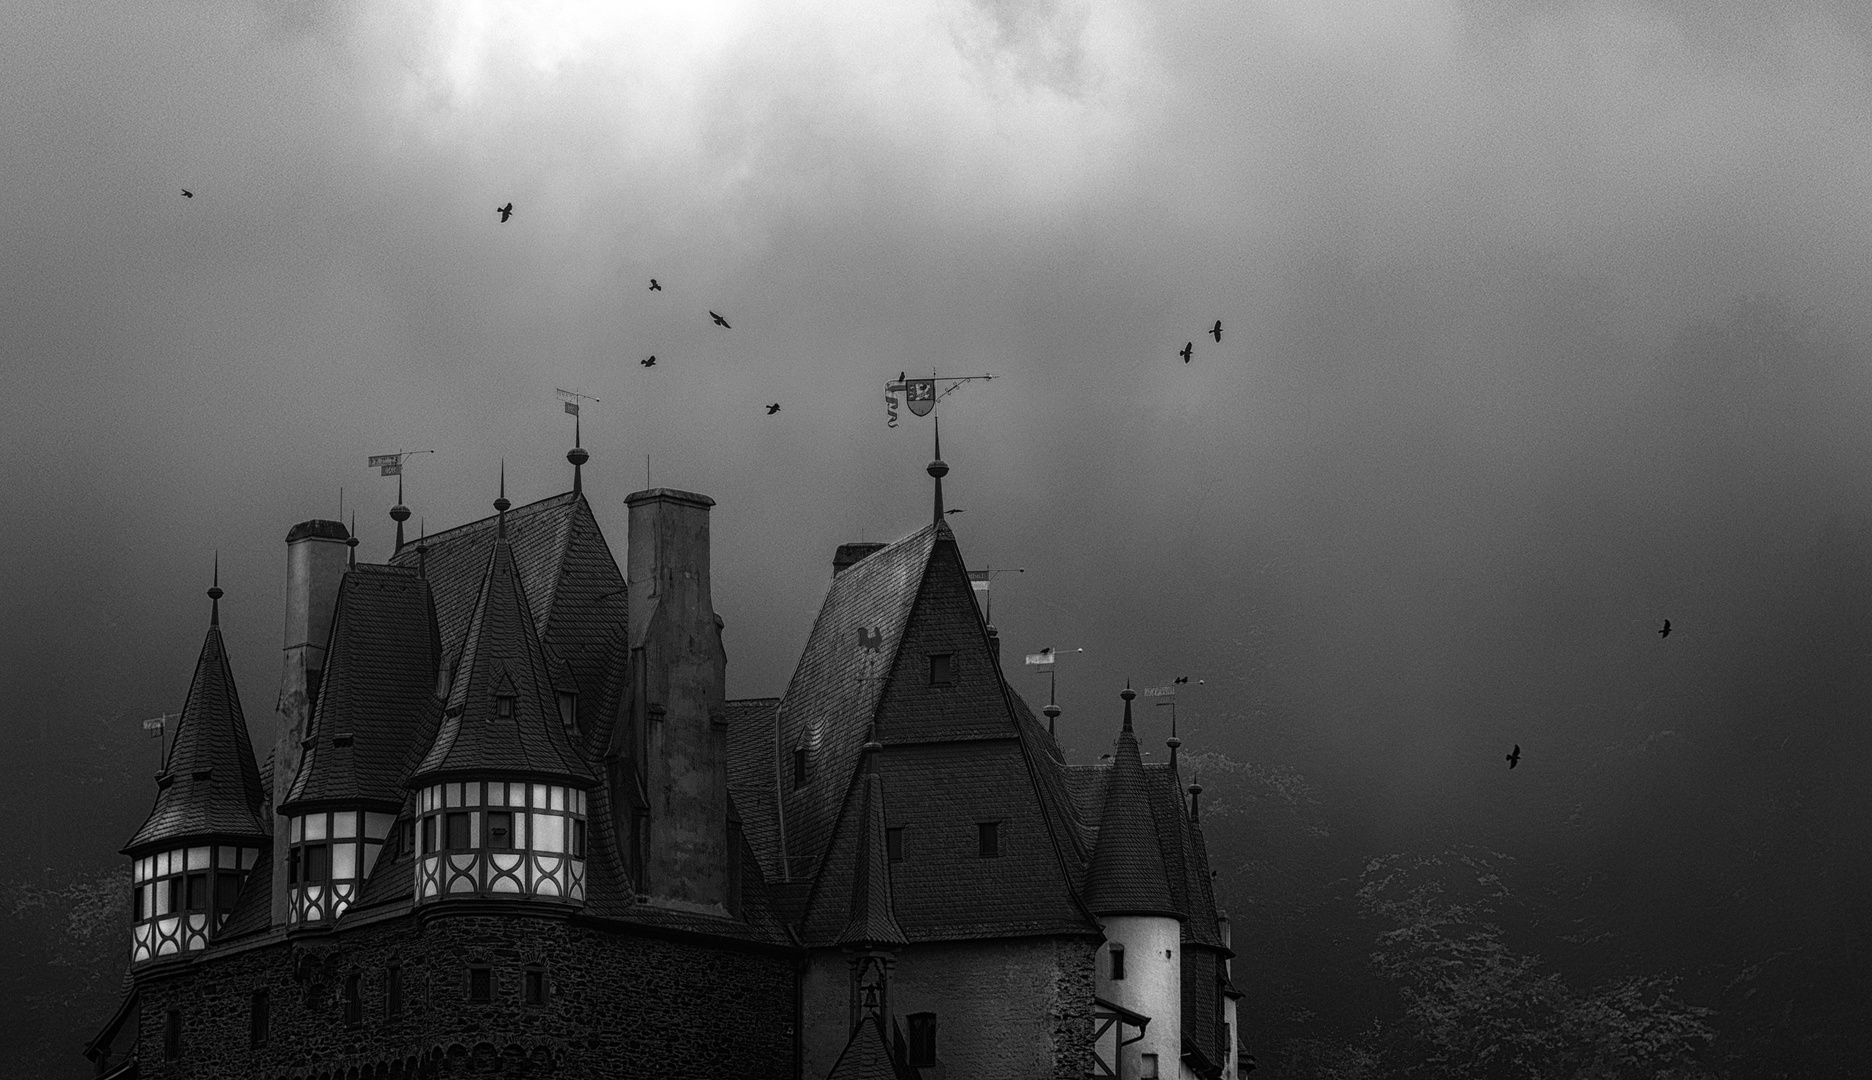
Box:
[132,912,794,1079]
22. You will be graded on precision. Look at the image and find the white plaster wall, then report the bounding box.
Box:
[1094,915,1181,1079]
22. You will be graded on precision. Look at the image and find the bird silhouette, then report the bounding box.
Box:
[649,279,662,291]
[497,202,513,223]
[945,509,965,515]
[1506,744,1521,769]
[1179,341,1193,363]
[711,311,731,328]
[1659,620,1672,638]
[766,403,780,414]
[1210,321,1222,342]
[641,356,656,367]
[1174,676,1188,684]
[181,189,193,199]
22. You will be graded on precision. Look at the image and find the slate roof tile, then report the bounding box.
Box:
[725,697,783,883]
[284,564,439,809]
[124,619,268,852]
[825,1013,922,1080]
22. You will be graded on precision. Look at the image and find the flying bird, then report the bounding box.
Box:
[1659,620,1672,638]
[711,311,731,329]
[1506,744,1521,769]
[1210,321,1222,342]
[640,356,656,367]
[181,189,193,199]
[945,509,965,515]
[766,403,780,414]
[496,202,514,223]
[1174,676,1188,684]
[649,279,662,291]
[1179,341,1193,363]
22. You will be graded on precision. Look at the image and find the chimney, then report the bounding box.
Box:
[269,518,349,925]
[833,542,886,576]
[625,488,730,913]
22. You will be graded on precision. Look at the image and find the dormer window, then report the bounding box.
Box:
[929,654,955,685]
[556,690,577,730]
[495,694,515,719]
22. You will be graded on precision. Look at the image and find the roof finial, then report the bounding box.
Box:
[567,413,589,496]
[1167,701,1181,774]
[927,416,948,524]
[390,472,411,554]
[1188,782,1203,822]
[1043,669,1062,737]
[207,551,223,626]
[1120,681,1135,733]
[494,460,511,539]
[346,512,358,569]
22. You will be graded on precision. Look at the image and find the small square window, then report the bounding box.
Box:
[906,1013,937,1067]
[164,1008,182,1061]
[886,827,903,863]
[302,844,329,883]
[1141,1052,1159,1079]
[421,816,437,854]
[343,971,363,1027]
[495,695,515,718]
[487,811,513,850]
[977,822,999,858]
[1110,943,1126,981]
[446,812,472,850]
[929,654,954,685]
[571,819,587,858]
[524,967,547,1005]
[468,966,492,1003]
[215,871,242,914]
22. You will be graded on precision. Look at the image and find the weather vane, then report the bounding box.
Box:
[968,565,1024,624]
[885,371,996,427]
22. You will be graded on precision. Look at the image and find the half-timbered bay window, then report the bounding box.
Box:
[414,780,588,904]
[129,844,258,963]
[286,809,395,925]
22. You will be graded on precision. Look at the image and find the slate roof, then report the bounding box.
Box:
[1083,694,1178,917]
[824,1013,922,1080]
[283,564,440,810]
[837,741,905,947]
[412,529,594,784]
[788,522,1098,944]
[124,614,268,852]
[725,696,783,882]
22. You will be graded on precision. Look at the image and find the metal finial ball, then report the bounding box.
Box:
[1043,704,1061,717]
[493,497,511,513]
[390,504,411,522]
[1120,687,1136,701]
[926,458,948,478]
[1167,736,1182,749]
[567,446,590,466]
[346,535,359,548]
[207,586,223,601]
[1188,783,1203,796]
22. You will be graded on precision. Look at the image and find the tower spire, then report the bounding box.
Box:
[1167,699,1181,774]
[927,416,948,524]
[208,551,222,626]
[494,460,511,539]
[568,412,589,496]
[390,473,411,554]
[1121,680,1134,733]
[346,512,358,569]
[1043,670,1061,737]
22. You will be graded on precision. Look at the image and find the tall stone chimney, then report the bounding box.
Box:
[625,488,730,914]
[269,518,349,924]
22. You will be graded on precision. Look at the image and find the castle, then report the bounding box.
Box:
[84,439,1245,1080]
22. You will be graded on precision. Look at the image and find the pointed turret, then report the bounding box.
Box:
[124,569,267,963]
[839,732,905,949]
[1084,687,1176,917]
[409,480,594,907]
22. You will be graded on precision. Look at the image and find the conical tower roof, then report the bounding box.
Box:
[838,736,906,948]
[1082,688,1179,917]
[412,525,593,785]
[124,598,267,853]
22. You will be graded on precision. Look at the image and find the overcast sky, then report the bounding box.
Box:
[5,0,1872,920]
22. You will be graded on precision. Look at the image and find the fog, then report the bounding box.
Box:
[3,0,1869,1074]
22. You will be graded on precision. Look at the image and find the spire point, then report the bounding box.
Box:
[207,551,223,625]
[346,512,358,568]
[1120,683,1135,732]
[494,460,511,536]
[390,473,411,554]
[927,416,949,523]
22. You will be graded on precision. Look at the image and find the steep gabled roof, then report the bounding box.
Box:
[837,740,905,947]
[283,564,439,810]
[1082,692,1179,918]
[773,524,937,875]
[791,523,1098,943]
[412,529,593,784]
[124,613,267,852]
[824,1013,922,1080]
